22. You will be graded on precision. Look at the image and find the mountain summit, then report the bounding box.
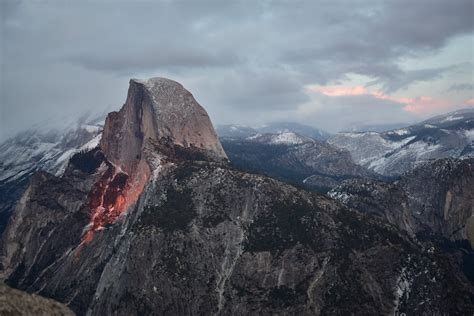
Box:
[87,78,228,242]
[101,77,227,175]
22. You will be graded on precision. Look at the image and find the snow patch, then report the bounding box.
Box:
[246,133,262,140]
[464,129,474,141]
[441,115,464,122]
[270,132,308,145]
[327,190,352,204]
[391,128,409,136]
[81,124,101,133]
[393,263,413,314]
[80,133,102,151]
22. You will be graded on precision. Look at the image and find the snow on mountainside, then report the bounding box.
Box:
[0,120,103,234]
[221,131,376,192]
[217,122,331,141]
[328,108,474,176]
[215,125,257,139]
[246,132,313,145]
[0,123,102,181]
[257,122,331,141]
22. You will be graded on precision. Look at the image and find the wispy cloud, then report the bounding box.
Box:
[307,84,457,116]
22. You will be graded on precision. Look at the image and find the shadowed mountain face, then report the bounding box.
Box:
[329,158,474,284]
[1,79,473,315]
[0,121,102,235]
[330,158,474,246]
[329,108,474,176]
[221,132,377,192]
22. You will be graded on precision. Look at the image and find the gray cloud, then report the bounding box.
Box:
[292,93,417,133]
[448,83,474,92]
[1,0,473,140]
[366,63,469,92]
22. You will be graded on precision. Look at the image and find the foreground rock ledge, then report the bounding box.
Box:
[0,283,74,316]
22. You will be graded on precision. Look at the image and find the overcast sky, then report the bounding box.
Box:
[1,0,473,140]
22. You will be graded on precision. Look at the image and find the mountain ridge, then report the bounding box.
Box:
[329,108,474,176]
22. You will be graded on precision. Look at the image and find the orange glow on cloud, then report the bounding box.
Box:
[402,96,451,115]
[311,85,368,96]
[307,84,464,116]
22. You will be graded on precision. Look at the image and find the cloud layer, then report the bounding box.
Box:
[1,0,473,139]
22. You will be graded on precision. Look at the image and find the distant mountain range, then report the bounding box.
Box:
[344,122,412,133]
[217,108,474,189]
[221,131,376,192]
[329,108,474,176]
[216,122,331,141]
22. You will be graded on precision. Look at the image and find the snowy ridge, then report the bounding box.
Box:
[246,131,313,145]
[0,122,103,183]
[442,115,464,122]
[329,108,474,176]
[217,122,331,141]
[269,132,312,145]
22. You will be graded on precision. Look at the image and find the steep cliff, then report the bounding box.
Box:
[329,158,474,247]
[100,77,227,175]
[329,158,474,289]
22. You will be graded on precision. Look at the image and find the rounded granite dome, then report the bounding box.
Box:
[131,77,184,90]
[100,77,227,174]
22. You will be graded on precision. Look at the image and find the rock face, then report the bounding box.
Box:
[221,132,377,192]
[329,158,474,290]
[87,77,227,243]
[101,78,227,175]
[0,283,74,316]
[328,108,474,176]
[1,78,473,315]
[329,158,474,247]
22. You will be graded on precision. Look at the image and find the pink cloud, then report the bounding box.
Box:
[308,85,367,96]
[307,84,459,117]
[401,96,451,115]
[465,98,474,106]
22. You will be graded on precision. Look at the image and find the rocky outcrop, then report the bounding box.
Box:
[329,158,474,247]
[87,78,228,244]
[1,78,473,315]
[0,283,74,316]
[400,158,474,246]
[329,158,474,294]
[100,77,227,175]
